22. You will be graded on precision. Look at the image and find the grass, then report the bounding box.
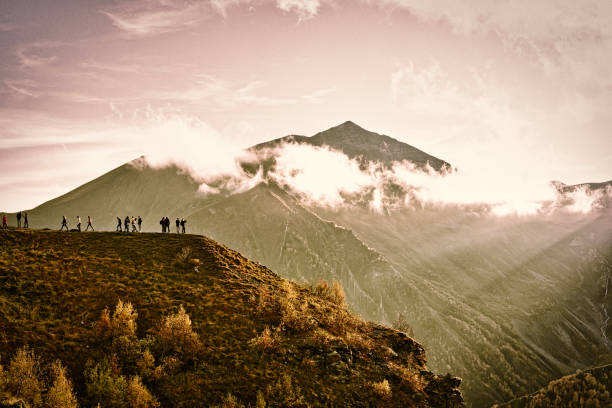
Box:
[0,228,463,407]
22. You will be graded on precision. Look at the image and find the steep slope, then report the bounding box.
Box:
[493,365,612,407]
[0,229,463,407]
[318,206,612,406]
[251,121,451,171]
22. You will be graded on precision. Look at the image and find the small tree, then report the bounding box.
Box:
[112,300,138,338]
[125,376,159,408]
[157,306,200,356]
[6,347,44,407]
[45,360,78,408]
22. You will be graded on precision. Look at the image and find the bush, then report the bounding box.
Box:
[265,374,308,408]
[249,326,280,352]
[84,360,128,408]
[312,280,346,308]
[112,300,138,338]
[370,379,392,400]
[5,347,43,408]
[125,376,159,408]
[156,305,200,356]
[392,313,414,337]
[45,360,78,408]
[213,393,245,408]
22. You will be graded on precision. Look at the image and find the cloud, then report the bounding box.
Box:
[100,0,211,37]
[276,0,321,20]
[3,79,41,98]
[15,42,59,68]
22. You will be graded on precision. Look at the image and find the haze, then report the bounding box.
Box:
[1,0,611,212]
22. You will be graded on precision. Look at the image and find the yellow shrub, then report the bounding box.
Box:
[157,306,200,356]
[45,360,78,408]
[126,376,159,408]
[6,347,43,408]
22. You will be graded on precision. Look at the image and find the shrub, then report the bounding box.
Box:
[125,376,159,408]
[84,360,128,408]
[370,379,392,400]
[249,326,280,352]
[156,306,200,356]
[176,247,191,263]
[5,347,43,408]
[265,374,308,408]
[213,393,245,408]
[392,313,414,337]
[45,360,78,408]
[112,300,138,338]
[255,391,266,408]
[280,299,316,333]
[312,280,346,308]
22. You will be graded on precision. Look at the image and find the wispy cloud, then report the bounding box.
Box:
[3,79,41,98]
[100,0,211,37]
[15,41,59,68]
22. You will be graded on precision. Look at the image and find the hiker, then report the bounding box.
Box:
[76,216,82,232]
[116,217,122,232]
[131,217,137,232]
[180,218,186,234]
[85,216,94,231]
[166,217,170,233]
[1,214,7,229]
[124,216,129,232]
[160,217,164,233]
[175,218,180,233]
[137,216,142,232]
[16,212,21,228]
[60,215,69,231]
[23,212,28,229]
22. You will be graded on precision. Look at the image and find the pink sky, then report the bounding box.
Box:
[1,0,611,212]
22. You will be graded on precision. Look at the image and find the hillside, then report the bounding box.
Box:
[0,229,463,407]
[493,364,612,407]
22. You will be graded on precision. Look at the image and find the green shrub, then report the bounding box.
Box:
[265,374,308,408]
[125,376,159,408]
[84,360,128,408]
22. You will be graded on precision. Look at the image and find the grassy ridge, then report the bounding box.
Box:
[0,229,463,407]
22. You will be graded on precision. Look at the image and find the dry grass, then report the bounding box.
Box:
[0,229,457,407]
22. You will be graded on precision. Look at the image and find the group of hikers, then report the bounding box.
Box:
[1,212,28,229]
[116,216,142,232]
[160,217,187,234]
[60,215,94,231]
[2,212,188,234]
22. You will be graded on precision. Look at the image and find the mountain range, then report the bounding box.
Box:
[4,121,612,407]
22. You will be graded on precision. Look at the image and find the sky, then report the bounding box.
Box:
[1,0,611,212]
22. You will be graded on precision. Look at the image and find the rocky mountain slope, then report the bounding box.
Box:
[493,364,612,407]
[0,229,463,407]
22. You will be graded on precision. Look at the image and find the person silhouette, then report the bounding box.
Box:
[23,212,28,229]
[16,212,21,228]
[180,218,186,234]
[116,217,122,232]
[85,216,94,231]
[175,218,180,233]
[60,216,69,231]
[137,216,142,232]
[2,214,7,229]
[76,216,82,232]
[124,216,129,232]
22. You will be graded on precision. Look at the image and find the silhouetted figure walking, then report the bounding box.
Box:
[76,216,82,232]
[165,217,170,233]
[16,212,21,228]
[85,216,94,231]
[23,212,28,229]
[131,217,137,232]
[2,214,7,229]
[124,216,129,232]
[138,216,142,232]
[180,218,186,234]
[175,218,180,233]
[116,217,122,231]
[160,217,165,233]
[60,216,69,231]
